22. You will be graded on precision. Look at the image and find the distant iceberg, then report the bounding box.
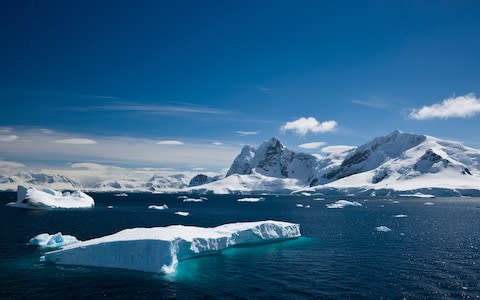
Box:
[183,198,204,202]
[174,211,189,216]
[6,185,94,209]
[114,193,128,197]
[237,197,264,202]
[148,204,168,210]
[43,220,301,274]
[29,232,80,249]
[326,200,362,209]
[375,226,392,232]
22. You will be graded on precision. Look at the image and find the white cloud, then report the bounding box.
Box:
[237,131,258,136]
[212,142,223,145]
[0,135,19,142]
[79,103,228,115]
[156,140,184,145]
[51,138,97,145]
[281,117,337,136]
[192,167,206,171]
[352,98,388,109]
[0,127,13,133]
[321,145,355,154]
[409,93,480,120]
[298,141,327,149]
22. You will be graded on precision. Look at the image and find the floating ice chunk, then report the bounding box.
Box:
[305,205,311,208]
[300,192,311,197]
[424,202,435,205]
[296,204,304,207]
[114,193,128,197]
[6,185,94,210]
[399,193,435,198]
[394,214,408,218]
[237,197,264,202]
[43,221,301,274]
[29,232,80,249]
[107,205,113,209]
[175,211,189,216]
[177,196,188,199]
[313,198,325,201]
[375,226,392,232]
[392,201,400,204]
[326,200,362,209]
[148,204,168,210]
[183,198,203,202]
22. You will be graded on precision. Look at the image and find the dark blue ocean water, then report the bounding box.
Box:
[1,192,480,299]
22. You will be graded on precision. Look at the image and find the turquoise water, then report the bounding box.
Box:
[1,192,480,298]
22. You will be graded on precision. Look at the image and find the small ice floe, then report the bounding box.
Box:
[301,192,311,197]
[399,192,435,199]
[148,204,168,210]
[107,205,113,209]
[392,201,400,204]
[305,205,311,208]
[183,198,203,202]
[326,200,362,209]
[424,202,435,206]
[296,204,304,208]
[114,193,128,197]
[375,226,392,232]
[313,198,325,201]
[394,214,408,218]
[177,196,188,199]
[175,211,189,217]
[237,197,264,202]
[29,232,80,249]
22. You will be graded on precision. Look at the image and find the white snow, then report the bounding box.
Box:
[300,192,311,196]
[29,232,80,249]
[326,200,362,209]
[6,185,94,209]
[237,197,264,202]
[375,226,392,232]
[175,211,189,216]
[148,204,168,210]
[394,214,408,218]
[44,220,301,274]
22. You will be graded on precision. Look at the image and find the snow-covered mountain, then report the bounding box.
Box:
[187,131,480,195]
[1,131,479,196]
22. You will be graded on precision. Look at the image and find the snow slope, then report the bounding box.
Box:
[44,221,301,274]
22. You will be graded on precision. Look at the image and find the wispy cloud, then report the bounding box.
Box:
[212,141,223,145]
[156,140,184,145]
[0,135,19,142]
[281,117,337,136]
[321,145,355,154]
[352,98,389,109]
[409,93,480,120]
[298,141,327,149]
[237,131,259,136]
[51,138,98,145]
[73,103,229,116]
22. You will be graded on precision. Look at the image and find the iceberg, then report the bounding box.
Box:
[183,198,204,202]
[237,197,264,202]
[29,232,80,249]
[424,202,435,205]
[114,193,128,197]
[174,211,189,216]
[6,185,94,209]
[326,200,362,209]
[43,220,301,274]
[148,204,168,210]
[375,226,392,232]
[394,214,408,218]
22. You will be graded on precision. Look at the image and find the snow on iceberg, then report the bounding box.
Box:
[326,200,362,209]
[237,197,264,202]
[375,226,392,232]
[148,204,168,210]
[29,232,80,249]
[183,198,204,202]
[44,220,301,274]
[6,185,94,209]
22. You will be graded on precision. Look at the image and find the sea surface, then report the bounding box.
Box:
[1,192,480,299]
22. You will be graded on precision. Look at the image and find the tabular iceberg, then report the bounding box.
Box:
[6,185,94,209]
[44,220,301,274]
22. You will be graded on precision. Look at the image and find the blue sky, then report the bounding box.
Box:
[1,1,480,170]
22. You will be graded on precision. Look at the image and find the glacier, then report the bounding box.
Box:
[43,220,301,274]
[6,185,94,209]
[29,232,80,249]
